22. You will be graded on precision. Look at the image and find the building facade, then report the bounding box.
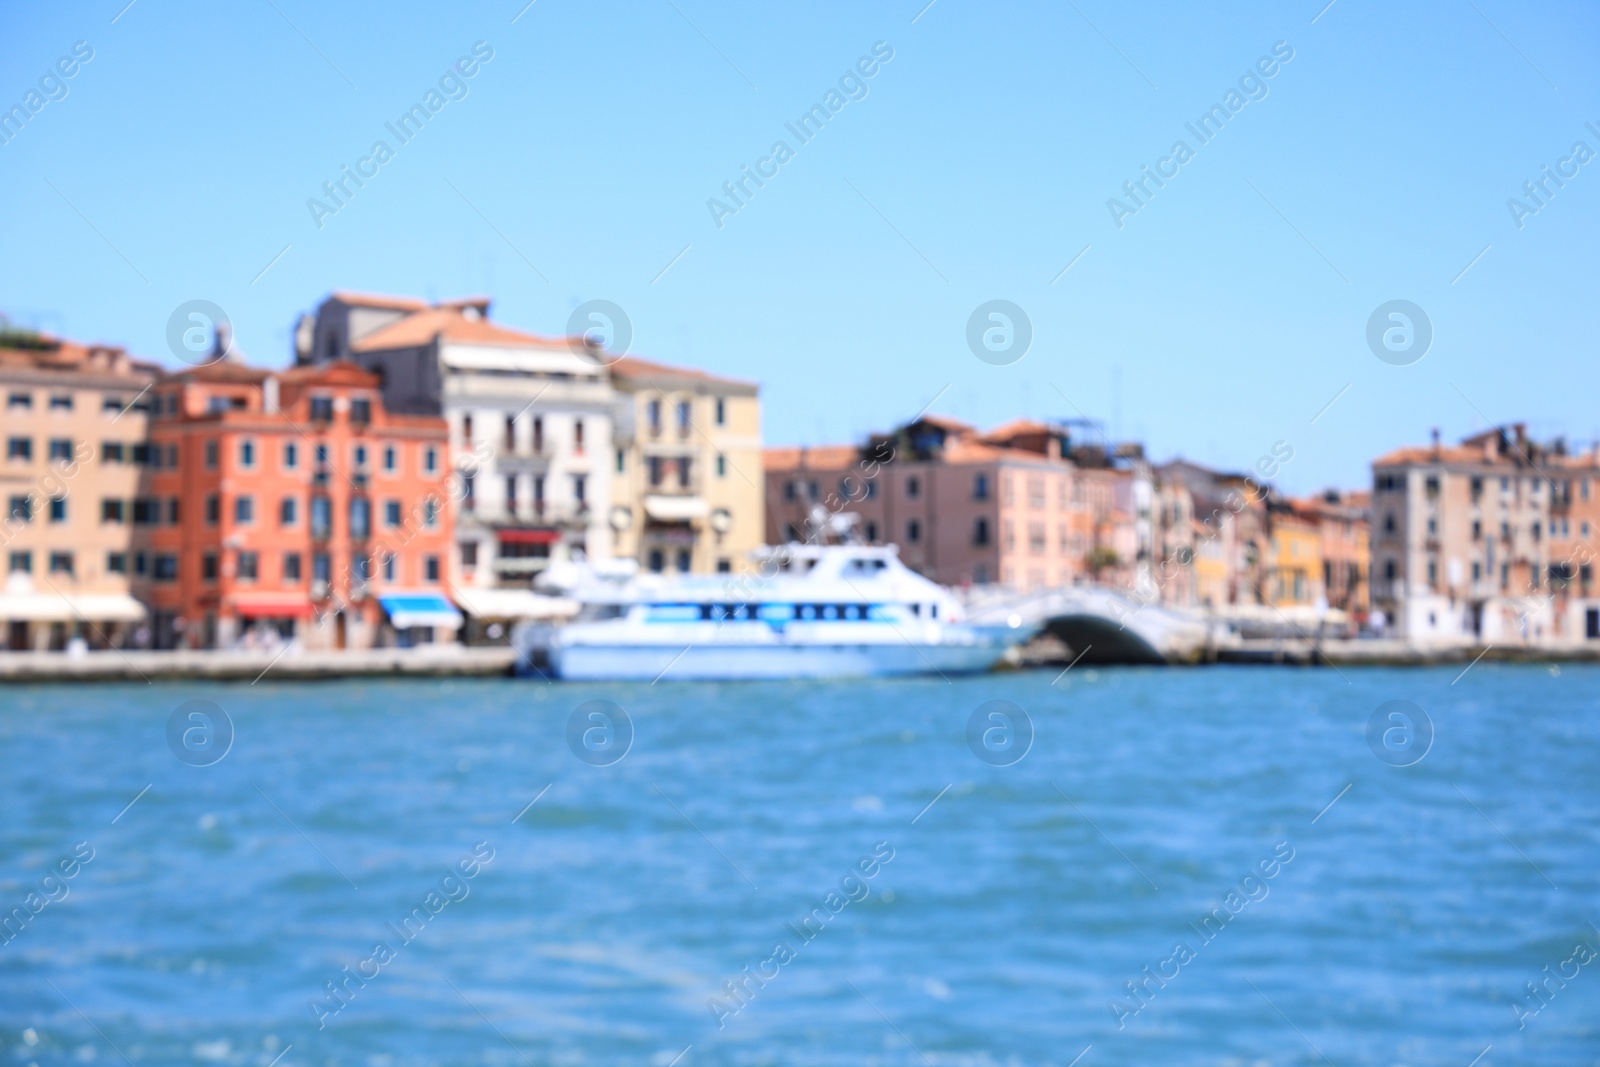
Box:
[1372,425,1600,644]
[764,416,1140,591]
[304,293,613,633]
[608,357,762,574]
[133,359,453,650]
[1,329,153,650]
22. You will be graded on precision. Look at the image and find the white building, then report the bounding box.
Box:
[302,293,613,636]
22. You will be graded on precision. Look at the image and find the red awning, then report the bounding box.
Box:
[233,593,313,619]
[498,529,561,545]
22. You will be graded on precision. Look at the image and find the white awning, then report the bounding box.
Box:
[643,495,709,521]
[0,593,147,622]
[451,587,578,620]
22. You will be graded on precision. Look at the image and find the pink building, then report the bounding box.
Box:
[764,416,1140,591]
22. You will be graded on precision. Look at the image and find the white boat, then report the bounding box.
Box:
[513,544,1034,681]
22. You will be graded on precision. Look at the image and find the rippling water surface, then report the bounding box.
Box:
[2,665,1598,1066]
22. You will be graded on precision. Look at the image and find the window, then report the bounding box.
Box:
[351,444,367,470]
[48,551,73,575]
[311,497,331,539]
[9,550,31,573]
[533,417,543,453]
[234,496,254,524]
[717,558,731,573]
[310,396,334,422]
[48,439,72,461]
[649,457,664,488]
[8,495,32,522]
[153,554,178,581]
[101,499,125,523]
[423,498,438,528]
[460,542,478,568]
[351,398,371,424]
[313,552,331,583]
[350,497,371,539]
[678,457,692,489]
[7,392,31,409]
[280,497,298,525]
[385,500,402,528]
[48,497,66,523]
[202,553,218,581]
[382,554,395,581]
[284,553,302,582]
[204,440,218,469]
[715,397,726,425]
[131,443,151,466]
[784,480,796,502]
[505,414,517,451]
[237,551,259,581]
[649,549,664,572]
[7,438,31,461]
[283,442,298,469]
[315,444,328,467]
[167,498,180,524]
[423,447,437,473]
[974,474,990,501]
[573,420,585,455]
[239,439,255,468]
[974,517,991,546]
[717,454,726,477]
[102,442,125,463]
[49,395,72,411]
[105,552,127,574]
[648,399,662,435]
[505,475,518,514]
[907,519,921,543]
[383,445,396,472]
[204,495,219,525]
[676,401,691,436]
[907,476,920,499]
[676,548,691,572]
[573,474,587,507]
[424,555,440,583]
[616,449,626,474]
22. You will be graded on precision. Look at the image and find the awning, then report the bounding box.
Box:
[643,495,709,521]
[450,587,578,620]
[0,593,147,622]
[498,529,562,545]
[233,593,313,619]
[378,592,464,629]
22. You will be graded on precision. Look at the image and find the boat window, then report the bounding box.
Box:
[909,603,921,617]
[823,606,838,620]
[931,604,939,619]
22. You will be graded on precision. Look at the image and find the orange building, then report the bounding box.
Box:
[133,359,454,649]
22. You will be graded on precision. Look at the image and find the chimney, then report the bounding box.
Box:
[1430,427,1440,458]
[263,375,280,413]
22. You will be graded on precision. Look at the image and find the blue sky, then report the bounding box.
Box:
[2,0,1596,494]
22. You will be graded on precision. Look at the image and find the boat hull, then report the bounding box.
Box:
[547,638,1015,681]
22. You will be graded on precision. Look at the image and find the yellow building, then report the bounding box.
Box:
[1268,505,1323,607]
[608,357,762,574]
[1,329,154,650]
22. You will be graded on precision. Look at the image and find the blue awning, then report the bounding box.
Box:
[379,592,463,630]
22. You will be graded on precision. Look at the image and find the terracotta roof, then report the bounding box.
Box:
[327,290,429,312]
[763,445,861,472]
[160,360,270,384]
[351,307,567,352]
[1372,445,1499,467]
[980,418,1057,442]
[610,355,757,389]
[276,360,380,387]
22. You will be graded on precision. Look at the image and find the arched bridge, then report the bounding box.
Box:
[961,586,1214,665]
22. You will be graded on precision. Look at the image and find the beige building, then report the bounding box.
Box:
[1372,425,1600,644]
[608,357,762,574]
[1,329,154,650]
